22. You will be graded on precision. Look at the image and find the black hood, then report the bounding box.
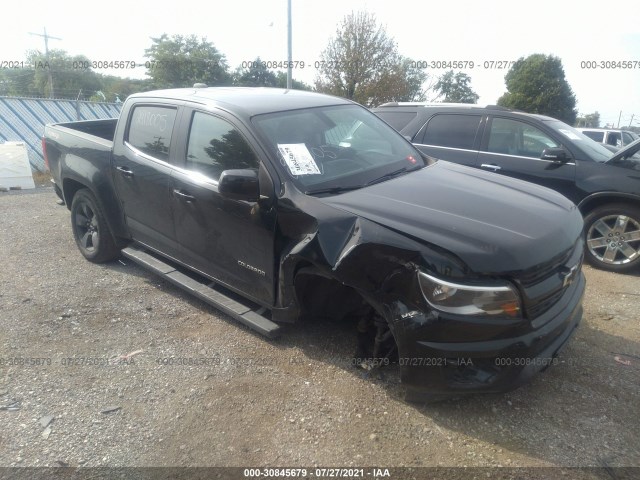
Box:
[322,161,583,274]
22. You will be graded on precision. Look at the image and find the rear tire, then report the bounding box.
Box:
[583,203,640,273]
[70,189,120,263]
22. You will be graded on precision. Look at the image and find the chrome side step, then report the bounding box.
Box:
[121,247,281,338]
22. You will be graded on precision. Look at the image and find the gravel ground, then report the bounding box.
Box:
[0,188,639,476]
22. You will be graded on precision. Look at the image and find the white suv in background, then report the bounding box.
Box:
[577,128,638,148]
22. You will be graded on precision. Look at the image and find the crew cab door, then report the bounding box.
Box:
[170,109,277,305]
[477,116,577,199]
[112,103,181,257]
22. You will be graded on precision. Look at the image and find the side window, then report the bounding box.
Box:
[607,132,621,147]
[422,114,481,150]
[127,106,177,162]
[186,112,259,181]
[487,118,559,158]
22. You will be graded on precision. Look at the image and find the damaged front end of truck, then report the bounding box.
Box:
[269,161,585,400]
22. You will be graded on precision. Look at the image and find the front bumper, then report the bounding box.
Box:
[395,271,585,395]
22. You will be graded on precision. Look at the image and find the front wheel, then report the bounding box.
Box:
[70,189,120,263]
[583,204,640,272]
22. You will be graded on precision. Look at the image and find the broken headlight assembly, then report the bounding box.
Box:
[418,271,521,317]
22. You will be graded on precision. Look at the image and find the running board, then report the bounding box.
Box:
[121,247,281,338]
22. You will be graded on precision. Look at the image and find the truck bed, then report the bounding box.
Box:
[43,118,119,218]
[51,118,118,143]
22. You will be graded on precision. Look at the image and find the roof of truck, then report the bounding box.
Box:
[128,87,354,118]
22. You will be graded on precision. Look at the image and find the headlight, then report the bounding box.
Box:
[418,272,521,317]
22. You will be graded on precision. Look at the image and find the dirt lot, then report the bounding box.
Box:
[0,188,639,477]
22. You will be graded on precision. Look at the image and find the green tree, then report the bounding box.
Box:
[98,76,151,103]
[400,58,429,102]
[497,54,577,124]
[434,70,479,103]
[274,71,312,90]
[315,11,427,106]
[0,50,148,101]
[231,61,313,90]
[575,111,600,128]
[26,49,102,99]
[233,57,278,87]
[0,69,38,97]
[144,34,231,88]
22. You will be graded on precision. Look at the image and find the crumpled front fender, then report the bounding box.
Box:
[273,193,467,322]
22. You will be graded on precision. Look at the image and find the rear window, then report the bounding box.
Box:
[127,105,177,161]
[374,111,417,131]
[422,114,481,150]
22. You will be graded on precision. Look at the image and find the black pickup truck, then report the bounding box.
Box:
[43,87,585,401]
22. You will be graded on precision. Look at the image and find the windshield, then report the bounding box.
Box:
[252,104,424,193]
[548,121,613,162]
[623,131,639,144]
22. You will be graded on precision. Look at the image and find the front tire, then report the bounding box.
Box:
[70,189,120,263]
[583,203,640,272]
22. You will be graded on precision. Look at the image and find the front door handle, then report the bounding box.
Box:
[480,163,502,172]
[116,166,134,178]
[173,189,196,202]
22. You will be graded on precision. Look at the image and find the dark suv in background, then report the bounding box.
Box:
[372,103,640,273]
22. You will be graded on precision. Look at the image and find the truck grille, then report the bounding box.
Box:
[526,289,566,319]
[514,240,584,321]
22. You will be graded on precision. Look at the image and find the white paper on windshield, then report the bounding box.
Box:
[277,144,321,175]
[559,129,581,140]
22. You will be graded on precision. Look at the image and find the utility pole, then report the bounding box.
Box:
[629,114,634,128]
[287,0,292,89]
[617,110,622,128]
[75,90,82,120]
[28,28,62,99]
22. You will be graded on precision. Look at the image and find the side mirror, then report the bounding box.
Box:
[541,148,570,163]
[218,169,259,201]
[419,150,438,165]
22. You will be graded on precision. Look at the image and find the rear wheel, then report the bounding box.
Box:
[584,204,640,272]
[70,189,120,263]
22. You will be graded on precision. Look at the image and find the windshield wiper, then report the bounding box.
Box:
[365,165,421,187]
[304,185,364,196]
[305,165,423,195]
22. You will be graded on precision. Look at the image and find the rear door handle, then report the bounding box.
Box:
[480,163,502,172]
[173,189,196,202]
[116,166,134,177]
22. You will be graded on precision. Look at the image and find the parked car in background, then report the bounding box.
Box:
[372,103,640,273]
[577,128,639,148]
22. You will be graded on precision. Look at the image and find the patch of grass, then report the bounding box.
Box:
[32,170,52,187]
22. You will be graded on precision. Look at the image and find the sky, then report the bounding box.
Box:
[1,0,639,128]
